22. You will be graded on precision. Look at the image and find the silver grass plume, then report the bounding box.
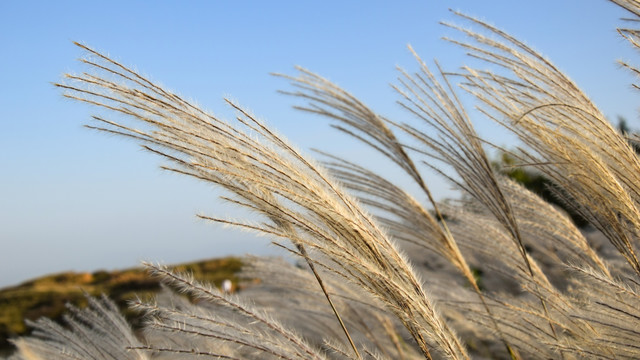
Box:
[56,43,468,360]
[442,10,640,276]
[131,262,327,360]
[9,295,147,360]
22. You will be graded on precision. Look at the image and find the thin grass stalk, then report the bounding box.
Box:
[296,243,363,360]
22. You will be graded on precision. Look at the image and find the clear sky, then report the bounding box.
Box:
[1,1,638,288]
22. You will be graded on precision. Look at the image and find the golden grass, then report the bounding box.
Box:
[8,2,640,359]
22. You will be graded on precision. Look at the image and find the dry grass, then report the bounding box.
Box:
[7,1,640,359]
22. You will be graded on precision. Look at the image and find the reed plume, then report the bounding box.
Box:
[8,2,640,359]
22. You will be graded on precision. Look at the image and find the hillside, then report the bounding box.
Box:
[0,257,243,355]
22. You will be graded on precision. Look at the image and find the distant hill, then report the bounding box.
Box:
[0,257,243,356]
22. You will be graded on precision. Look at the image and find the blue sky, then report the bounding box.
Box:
[0,1,637,287]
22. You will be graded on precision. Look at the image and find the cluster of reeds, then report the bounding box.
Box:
[7,1,640,359]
